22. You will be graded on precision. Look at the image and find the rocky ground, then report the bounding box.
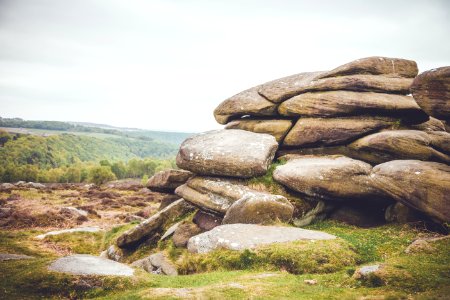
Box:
[0,182,449,299]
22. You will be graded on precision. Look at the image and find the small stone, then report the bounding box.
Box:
[304,279,317,285]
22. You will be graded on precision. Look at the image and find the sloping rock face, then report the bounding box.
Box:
[371,160,450,223]
[116,199,194,248]
[187,224,336,253]
[147,169,193,192]
[411,67,450,121]
[176,130,278,178]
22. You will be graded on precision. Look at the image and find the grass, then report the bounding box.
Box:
[43,231,104,255]
[0,220,449,299]
[176,239,357,275]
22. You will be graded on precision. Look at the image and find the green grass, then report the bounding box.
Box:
[44,232,104,255]
[0,221,449,299]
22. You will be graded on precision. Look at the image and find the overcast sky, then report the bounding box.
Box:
[1,0,449,132]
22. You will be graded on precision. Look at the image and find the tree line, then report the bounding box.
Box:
[0,130,177,184]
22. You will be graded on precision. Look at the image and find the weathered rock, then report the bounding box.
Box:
[60,207,88,218]
[176,130,278,178]
[411,66,450,121]
[404,236,449,254]
[213,87,279,124]
[36,227,100,240]
[106,245,124,262]
[0,183,15,190]
[260,74,413,104]
[257,71,324,103]
[371,160,450,223]
[385,202,423,223]
[148,253,178,276]
[225,119,293,143]
[131,253,178,276]
[160,221,181,241]
[408,117,446,132]
[348,130,450,164]
[116,199,194,248]
[187,224,336,253]
[273,156,382,201]
[147,169,193,192]
[278,91,428,123]
[176,177,288,215]
[293,201,334,227]
[172,222,202,248]
[193,210,222,231]
[158,194,181,210]
[283,117,394,147]
[48,255,134,276]
[0,253,34,261]
[222,194,294,225]
[321,56,418,78]
[353,264,382,280]
[428,131,450,155]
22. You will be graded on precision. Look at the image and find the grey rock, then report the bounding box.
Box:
[160,221,181,241]
[213,87,279,124]
[48,254,134,276]
[176,130,278,178]
[187,224,336,253]
[172,222,202,248]
[371,160,450,223]
[0,253,34,261]
[273,156,382,201]
[193,210,222,231]
[147,169,193,192]
[36,226,100,240]
[222,194,294,225]
[116,199,194,248]
[176,176,288,215]
[225,119,293,143]
[132,253,178,276]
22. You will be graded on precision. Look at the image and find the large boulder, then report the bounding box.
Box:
[320,56,418,78]
[175,177,289,216]
[222,193,294,225]
[176,130,278,178]
[278,91,428,123]
[147,169,193,192]
[411,67,450,121]
[116,199,194,248]
[187,224,336,253]
[371,160,450,223]
[273,156,383,201]
[225,119,293,143]
[283,117,394,147]
[213,87,278,124]
[347,130,450,164]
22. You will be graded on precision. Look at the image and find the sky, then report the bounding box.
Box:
[0,0,449,132]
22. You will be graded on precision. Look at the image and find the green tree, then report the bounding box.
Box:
[88,166,117,185]
[111,161,127,179]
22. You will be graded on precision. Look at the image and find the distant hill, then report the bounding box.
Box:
[0,116,193,146]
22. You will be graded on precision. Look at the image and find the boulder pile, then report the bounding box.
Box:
[111,57,449,265]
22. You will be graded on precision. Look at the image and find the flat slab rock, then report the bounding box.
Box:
[176,130,278,178]
[0,253,34,261]
[36,227,100,240]
[48,255,134,276]
[187,224,336,253]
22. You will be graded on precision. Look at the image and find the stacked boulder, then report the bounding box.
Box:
[113,56,449,262]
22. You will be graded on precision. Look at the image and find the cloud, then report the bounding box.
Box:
[0,0,449,131]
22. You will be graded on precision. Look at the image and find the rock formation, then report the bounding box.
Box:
[114,56,449,266]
